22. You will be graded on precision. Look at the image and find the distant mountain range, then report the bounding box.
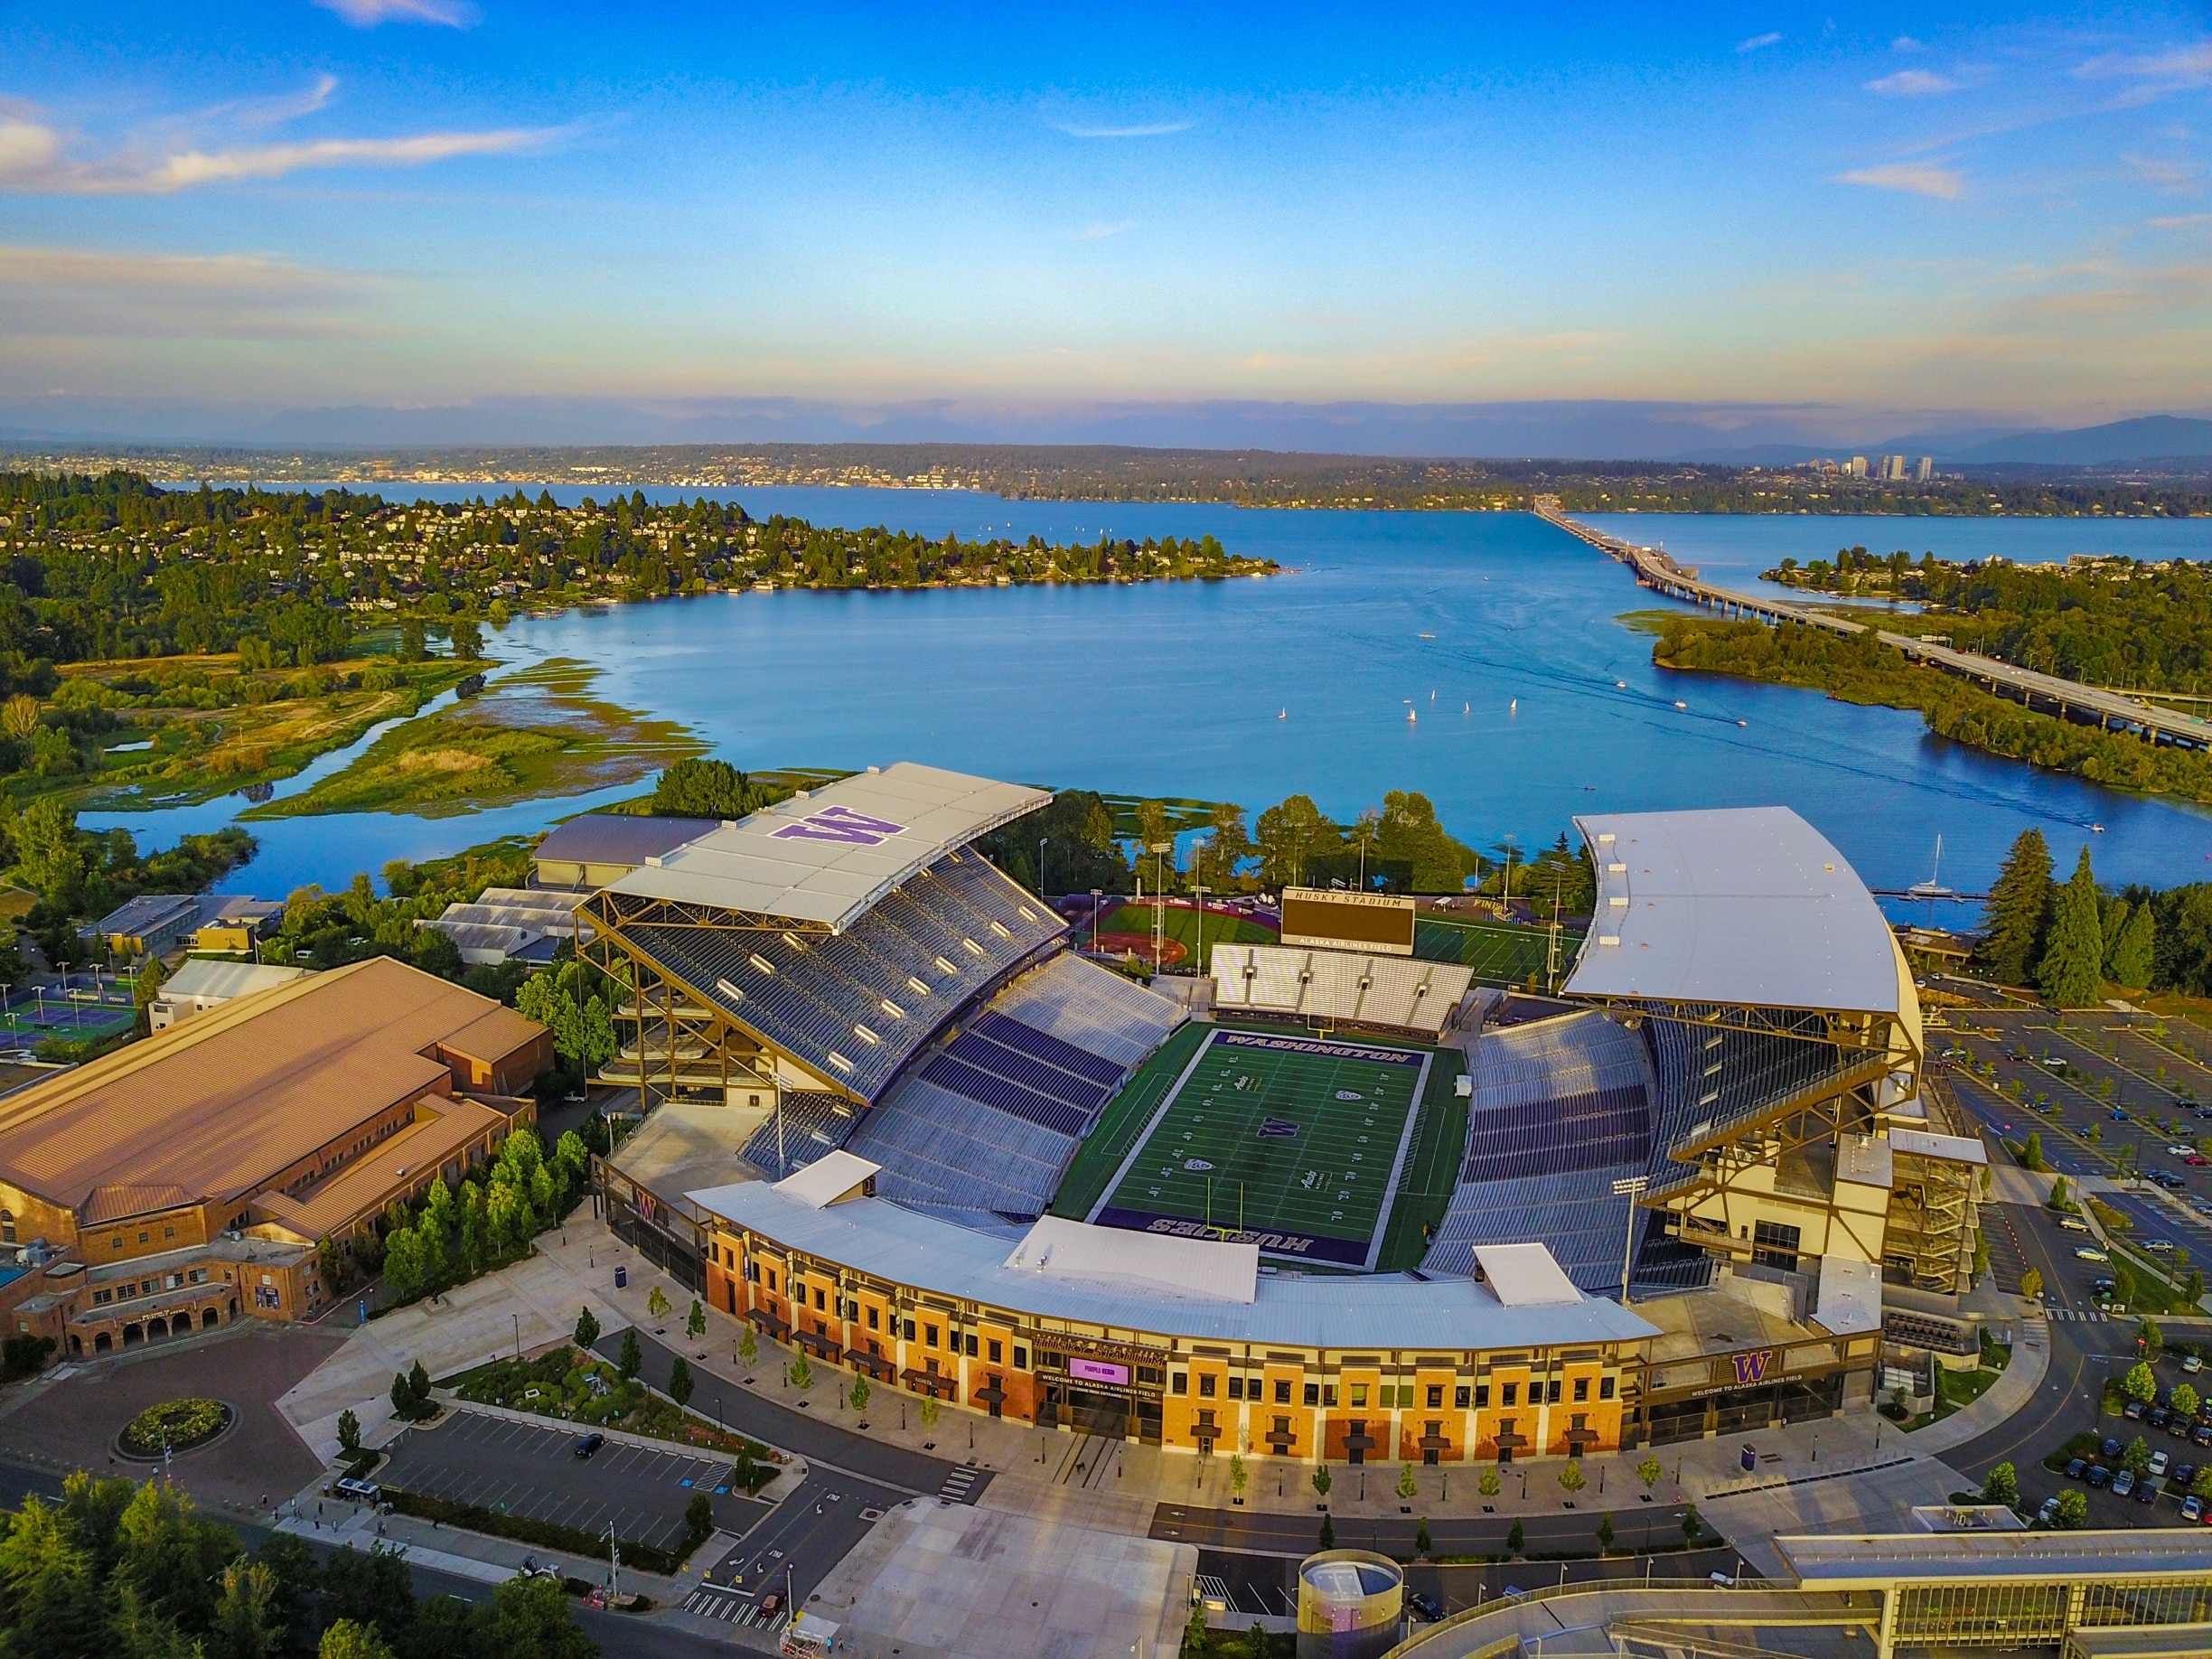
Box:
[2,396,2207,467]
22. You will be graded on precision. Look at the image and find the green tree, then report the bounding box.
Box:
[2123,1435,2152,1476]
[1317,1514,1335,1551]
[1506,1518,1524,1555]
[487,1573,595,1659]
[397,618,426,663]
[446,619,483,661]
[849,1376,870,1416]
[651,757,767,820]
[14,794,87,905]
[0,1495,107,1654]
[1253,794,1339,887]
[2195,1467,2212,1500]
[1478,1467,1502,1499]
[2125,1360,2159,1403]
[389,1373,417,1421]
[1376,791,1479,892]
[573,1308,600,1352]
[738,1325,757,1366]
[617,1328,642,1380]
[2173,1382,2200,1420]
[337,1408,361,1457]
[789,1353,813,1392]
[116,1478,234,1635]
[1980,1461,2020,1506]
[2021,1266,2044,1300]
[1396,1463,1419,1502]
[2022,1131,2046,1172]
[1229,1453,1247,1502]
[2038,847,2106,1008]
[686,1491,714,1539]
[1310,1463,1332,1501]
[1980,828,2053,983]
[2048,1174,2070,1209]
[2141,1317,2165,1364]
[2052,1488,2089,1529]
[2107,902,2157,990]
[209,1560,282,1659]
[1595,1513,1616,1553]
[914,1391,935,1435]
[1636,1456,1663,1496]
[687,1298,707,1339]
[646,1285,671,1321]
[669,1356,694,1407]
[1682,1504,1701,1544]
[319,1621,395,1659]
[1182,1601,1209,1658]
[1558,1458,1587,1497]
[1415,1517,1431,1557]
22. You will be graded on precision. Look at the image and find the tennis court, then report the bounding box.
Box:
[1085,1027,1431,1269]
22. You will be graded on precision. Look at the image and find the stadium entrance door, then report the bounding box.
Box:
[1044,1383,1159,1442]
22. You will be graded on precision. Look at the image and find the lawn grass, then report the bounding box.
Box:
[1051,1022,1213,1221]
[1414,915,1579,989]
[1375,1051,1471,1272]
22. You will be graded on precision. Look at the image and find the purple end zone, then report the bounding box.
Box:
[1092,1205,1373,1267]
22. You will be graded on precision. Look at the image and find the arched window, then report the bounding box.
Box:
[0,1211,14,1244]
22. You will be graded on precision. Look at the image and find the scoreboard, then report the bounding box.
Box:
[1278,886,1417,956]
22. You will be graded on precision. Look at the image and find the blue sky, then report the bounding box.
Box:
[2,3,2209,435]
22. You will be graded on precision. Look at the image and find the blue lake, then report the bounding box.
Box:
[85,489,2212,908]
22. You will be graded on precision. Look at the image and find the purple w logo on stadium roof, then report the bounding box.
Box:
[769,805,910,847]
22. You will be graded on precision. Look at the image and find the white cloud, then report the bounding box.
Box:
[1073,221,1133,241]
[1054,119,1195,138]
[314,0,477,26]
[1737,32,1782,53]
[1892,36,1924,52]
[1838,162,1964,200]
[2075,40,2212,101]
[1867,70,1961,97]
[0,114,556,194]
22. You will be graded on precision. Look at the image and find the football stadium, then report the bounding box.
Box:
[594,764,1982,1464]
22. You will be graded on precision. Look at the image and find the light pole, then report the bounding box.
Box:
[1038,835,1049,899]
[1192,885,1208,976]
[1610,1176,1648,1305]
[1090,888,1102,952]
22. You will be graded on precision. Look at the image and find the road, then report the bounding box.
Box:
[1154,1496,1696,1560]
[591,1325,993,1504]
[1195,1544,1743,1624]
[680,1468,906,1635]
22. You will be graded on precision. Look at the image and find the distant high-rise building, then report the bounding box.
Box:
[1846,455,1869,478]
[1882,455,1907,482]
[1916,455,1935,482]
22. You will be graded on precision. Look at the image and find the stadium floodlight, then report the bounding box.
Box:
[1610,1175,1649,1305]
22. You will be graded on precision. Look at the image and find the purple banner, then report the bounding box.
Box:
[1069,1358,1129,1386]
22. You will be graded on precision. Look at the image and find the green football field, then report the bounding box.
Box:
[1085,1028,1432,1269]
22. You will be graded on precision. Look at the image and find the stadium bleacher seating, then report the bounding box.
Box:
[622,848,1064,1103]
[1421,1009,1658,1291]
[1644,1013,1843,1156]
[843,956,1184,1222]
[1210,943,1476,1036]
[741,1091,861,1181]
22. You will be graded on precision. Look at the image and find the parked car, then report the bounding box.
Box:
[2185,1354,2205,1374]
[2146,1239,2179,1252]
[2175,1463,2198,1489]
[2066,1457,2089,1479]
[2151,1172,2188,1189]
[1406,1592,1445,1623]
[2189,1156,2208,1167]
[2151,1450,2171,1477]
[2057,1217,2090,1233]
[2140,1478,2163,1504]
[2126,1400,2147,1420]
[2038,1495,2064,1525]
[2114,1109,2132,1120]
[2088,1464,2114,1487]
[572,1432,606,1460]
[2076,1246,2111,1261]
[2103,1438,2124,1460]
[2114,1469,2138,1495]
[2185,1495,2207,1523]
[758,1591,784,1617]
[2151,1407,2171,1429]
[2194,1424,2212,1447]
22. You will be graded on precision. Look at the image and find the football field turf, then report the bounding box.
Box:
[1086,1028,1433,1269]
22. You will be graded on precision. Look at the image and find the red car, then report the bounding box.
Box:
[2189,1156,2209,1167]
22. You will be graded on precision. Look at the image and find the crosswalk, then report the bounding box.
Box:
[937,1464,980,1504]
[2046,1305,2112,1322]
[681,1583,789,1630]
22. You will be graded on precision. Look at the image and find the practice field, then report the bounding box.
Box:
[1415,915,1580,989]
[1084,1028,1432,1269]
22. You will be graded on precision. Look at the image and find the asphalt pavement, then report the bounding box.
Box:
[378,1407,769,1551]
[1195,1543,1742,1624]
[680,1468,907,1634]
[1153,1495,1693,1560]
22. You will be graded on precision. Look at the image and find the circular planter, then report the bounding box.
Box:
[114,1398,238,1462]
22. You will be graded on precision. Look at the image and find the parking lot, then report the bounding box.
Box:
[680,1469,906,1631]
[1936,1008,2212,1292]
[378,1408,771,1554]
[2039,1348,2212,1532]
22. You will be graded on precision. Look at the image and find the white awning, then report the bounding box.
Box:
[1471,1242,1582,1307]
[1889,1127,1989,1167]
[1814,1254,1883,1336]
[1004,1215,1259,1305]
[771,1149,882,1209]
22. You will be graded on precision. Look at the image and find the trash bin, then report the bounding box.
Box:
[615,1266,627,1289]
[1740,1444,1757,1473]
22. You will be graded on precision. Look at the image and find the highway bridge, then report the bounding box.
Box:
[1536,496,2212,753]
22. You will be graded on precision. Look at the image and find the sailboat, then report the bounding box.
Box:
[1907,836,1955,899]
[1407,708,1417,723]
[1279,708,1287,719]
[1509,698,1518,714]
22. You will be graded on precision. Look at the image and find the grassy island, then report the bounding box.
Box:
[248,659,702,819]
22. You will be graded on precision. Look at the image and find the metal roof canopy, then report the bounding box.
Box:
[686,1182,1659,1350]
[605,763,1050,933]
[1775,1528,2212,1585]
[772,1149,881,1210]
[1565,807,1902,1015]
[1471,1242,1582,1306]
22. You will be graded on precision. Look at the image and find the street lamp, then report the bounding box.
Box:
[1038,835,1049,899]
[1610,1176,1649,1304]
[1090,888,1103,952]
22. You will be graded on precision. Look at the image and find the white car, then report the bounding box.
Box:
[2152,1450,2172,1478]
[2056,1217,2090,1233]
[2184,1354,2204,1374]
[2076,1246,2110,1261]
[2172,1145,2197,1158]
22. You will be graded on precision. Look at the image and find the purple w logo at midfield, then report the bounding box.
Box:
[770,805,910,847]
